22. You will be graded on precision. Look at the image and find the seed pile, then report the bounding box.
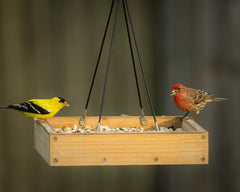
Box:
[55,124,183,134]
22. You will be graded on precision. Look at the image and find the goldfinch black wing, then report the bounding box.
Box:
[8,102,50,114]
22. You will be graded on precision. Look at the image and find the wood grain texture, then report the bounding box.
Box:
[49,132,208,166]
[34,121,50,164]
[182,119,207,132]
[48,116,182,130]
[34,116,208,166]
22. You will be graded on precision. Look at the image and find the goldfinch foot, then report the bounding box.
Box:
[35,119,48,123]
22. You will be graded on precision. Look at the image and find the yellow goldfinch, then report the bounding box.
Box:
[0,97,69,119]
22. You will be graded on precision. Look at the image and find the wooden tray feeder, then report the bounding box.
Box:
[34,0,209,166]
[34,116,208,166]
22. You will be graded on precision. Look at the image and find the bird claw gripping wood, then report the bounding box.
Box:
[180,112,190,121]
[35,118,48,124]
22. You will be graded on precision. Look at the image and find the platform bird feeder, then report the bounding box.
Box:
[34,116,208,166]
[34,0,209,166]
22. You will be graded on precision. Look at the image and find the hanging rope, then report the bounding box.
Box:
[79,0,115,126]
[80,0,159,132]
[122,0,147,125]
[96,0,120,132]
[123,0,159,131]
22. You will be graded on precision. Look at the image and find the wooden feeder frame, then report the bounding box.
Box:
[34,0,209,166]
[34,116,208,166]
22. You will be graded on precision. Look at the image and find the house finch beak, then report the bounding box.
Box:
[170,83,227,119]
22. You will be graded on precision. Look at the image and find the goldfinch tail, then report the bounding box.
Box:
[0,106,9,108]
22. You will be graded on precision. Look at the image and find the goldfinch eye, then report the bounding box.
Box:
[177,88,181,90]
[57,97,66,103]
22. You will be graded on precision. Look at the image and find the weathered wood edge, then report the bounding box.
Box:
[39,121,56,134]
[182,119,207,132]
[34,121,51,165]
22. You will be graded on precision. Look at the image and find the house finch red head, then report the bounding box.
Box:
[170,84,227,119]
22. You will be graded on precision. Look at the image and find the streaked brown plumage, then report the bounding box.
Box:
[171,84,227,118]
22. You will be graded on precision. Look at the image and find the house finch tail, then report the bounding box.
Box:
[170,83,227,119]
[211,97,227,101]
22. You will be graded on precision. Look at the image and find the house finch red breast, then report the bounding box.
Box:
[170,84,227,119]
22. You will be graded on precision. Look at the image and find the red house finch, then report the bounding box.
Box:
[170,84,227,119]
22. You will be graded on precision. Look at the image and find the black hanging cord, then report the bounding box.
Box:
[124,0,159,131]
[81,0,159,131]
[79,0,115,125]
[122,0,144,112]
[96,0,120,132]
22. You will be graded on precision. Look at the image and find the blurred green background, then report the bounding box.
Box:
[0,0,239,191]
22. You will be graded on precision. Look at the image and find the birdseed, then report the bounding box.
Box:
[55,124,184,134]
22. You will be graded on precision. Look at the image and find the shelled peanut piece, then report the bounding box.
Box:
[55,124,183,133]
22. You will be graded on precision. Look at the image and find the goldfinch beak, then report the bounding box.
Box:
[63,101,70,107]
[170,90,177,96]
